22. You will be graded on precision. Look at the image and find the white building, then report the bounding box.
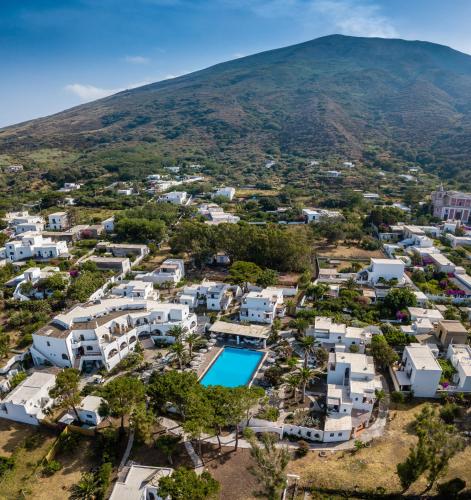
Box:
[137,259,185,285]
[325,350,381,441]
[6,266,64,301]
[59,183,81,192]
[447,344,471,392]
[48,212,69,231]
[302,208,342,223]
[213,187,236,201]
[9,213,45,235]
[198,203,240,224]
[0,233,69,262]
[102,217,115,232]
[392,344,442,397]
[0,371,56,425]
[356,258,405,285]
[77,395,105,426]
[111,280,157,300]
[326,170,341,178]
[240,288,284,324]
[179,280,239,311]
[109,464,173,500]
[307,317,377,353]
[117,188,133,196]
[31,298,197,372]
[159,191,188,205]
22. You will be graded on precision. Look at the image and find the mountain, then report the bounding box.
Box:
[2,34,471,180]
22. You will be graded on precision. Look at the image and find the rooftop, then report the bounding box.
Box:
[404,344,442,371]
[210,320,270,339]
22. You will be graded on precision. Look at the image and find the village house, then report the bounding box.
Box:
[198,203,240,224]
[117,188,133,196]
[111,280,157,300]
[5,266,64,301]
[31,298,197,372]
[179,280,240,311]
[84,256,131,275]
[48,212,69,231]
[446,233,471,248]
[136,259,185,285]
[432,186,471,222]
[240,288,285,324]
[159,191,188,205]
[96,242,149,260]
[325,349,381,441]
[213,186,236,201]
[102,216,115,232]
[307,317,378,353]
[59,182,81,192]
[109,464,173,500]
[0,371,56,425]
[434,319,468,348]
[356,258,405,285]
[446,344,471,392]
[302,208,343,223]
[77,395,105,426]
[391,344,442,397]
[0,233,69,262]
[8,213,45,234]
[5,164,24,173]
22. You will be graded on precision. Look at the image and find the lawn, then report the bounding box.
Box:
[288,401,471,496]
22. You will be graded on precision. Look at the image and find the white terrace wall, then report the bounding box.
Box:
[245,418,324,442]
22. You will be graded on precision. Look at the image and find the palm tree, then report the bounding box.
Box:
[170,342,186,371]
[168,325,185,343]
[299,335,315,368]
[292,318,309,336]
[284,373,301,401]
[185,332,200,358]
[285,299,296,316]
[297,367,316,402]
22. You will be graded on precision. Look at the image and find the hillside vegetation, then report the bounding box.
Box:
[2,35,471,183]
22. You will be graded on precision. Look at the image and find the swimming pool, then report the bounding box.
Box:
[200,347,264,388]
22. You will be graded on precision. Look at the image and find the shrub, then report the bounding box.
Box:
[42,459,62,476]
[391,391,405,404]
[0,456,15,478]
[439,403,460,424]
[257,406,280,422]
[296,440,309,458]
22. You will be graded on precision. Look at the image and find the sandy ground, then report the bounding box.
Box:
[317,244,384,259]
[288,401,471,495]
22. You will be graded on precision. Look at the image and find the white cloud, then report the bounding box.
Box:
[65,83,120,101]
[309,0,398,38]
[124,55,150,64]
[227,0,398,38]
[65,80,153,102]
[232,52,246,59]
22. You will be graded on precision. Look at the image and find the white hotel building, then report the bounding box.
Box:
[31,298,197,372]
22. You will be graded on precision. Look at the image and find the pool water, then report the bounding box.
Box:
[200,347,264,388]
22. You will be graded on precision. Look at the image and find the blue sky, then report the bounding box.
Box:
[1,0,471,127]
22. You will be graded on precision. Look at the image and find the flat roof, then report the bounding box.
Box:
[210,320,270,339]
[110,465,173,500]
[438,320,468,334]
[324,414,352,432]
[3,371,55,405]
[78,395,104,412]
[405,344,442,371]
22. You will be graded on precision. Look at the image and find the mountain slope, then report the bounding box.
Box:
[2,34,471,178]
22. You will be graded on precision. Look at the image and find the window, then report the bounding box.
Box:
[338,433,342,436]
[330,433,334,437]
[61,353,69,360]
[86,346,93,351]
[47,341,51,347]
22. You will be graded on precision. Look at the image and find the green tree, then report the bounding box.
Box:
[167,325,185,342]
[229,261,263,288]
[147,370,201,419]
[383,287,417,314]
[0,333,10,359]
[170,342,186,371]
[158,467,219,500]
[100,376,146,435]
[370,335,399,369]
[299,335,314,367]
[49,368,83,423]
[284,373,301,401]
[396,441,428,493]
[297,367,316,401]
[246,432,290,500]
[130,402,155,444]
[185,332,200,359]
[155,434,181,465]
[256,269,278,288]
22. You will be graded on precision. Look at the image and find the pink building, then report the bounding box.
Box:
[431,186,471,222]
